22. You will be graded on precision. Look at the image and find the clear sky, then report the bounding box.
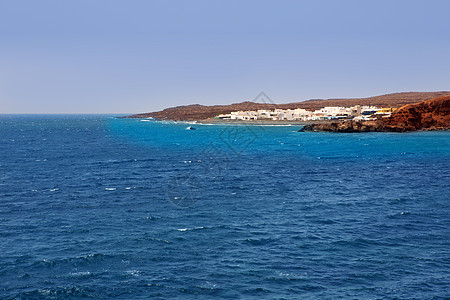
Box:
[1,0,449,114]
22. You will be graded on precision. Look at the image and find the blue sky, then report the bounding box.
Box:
[1,0,449,113]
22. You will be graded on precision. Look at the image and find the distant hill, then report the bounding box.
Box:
[124,91,450,121]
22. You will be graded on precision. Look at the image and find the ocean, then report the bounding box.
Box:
[1,115,449,299]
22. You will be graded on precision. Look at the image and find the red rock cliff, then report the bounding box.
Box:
[302,96,450,132]
[383,95,450,131]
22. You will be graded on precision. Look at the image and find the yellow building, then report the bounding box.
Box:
[377,107,395,113]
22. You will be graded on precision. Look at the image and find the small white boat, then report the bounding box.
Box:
[186,126,196,130]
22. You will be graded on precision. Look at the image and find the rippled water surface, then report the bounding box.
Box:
[1,115,449,299]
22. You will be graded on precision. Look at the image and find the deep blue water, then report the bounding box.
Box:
[1,115,449,299]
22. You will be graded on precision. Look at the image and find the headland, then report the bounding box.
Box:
[301,95,450,132]
[124,92,450,132]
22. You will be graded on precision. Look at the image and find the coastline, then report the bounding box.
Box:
[125,95,450,132]
[140,118,340,126]
[129,116,324,125]
[196,118,325,126]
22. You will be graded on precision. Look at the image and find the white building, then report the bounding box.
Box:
[223,105,385,121]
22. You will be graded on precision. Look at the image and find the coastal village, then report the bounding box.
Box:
[127,92,450,132]
[215,105,395,122]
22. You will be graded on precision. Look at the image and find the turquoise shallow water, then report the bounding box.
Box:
[1,115,449,299]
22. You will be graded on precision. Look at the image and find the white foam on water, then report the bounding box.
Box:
[177,226,205,232]
[105,188,116,191]
[71,271,91,276]
[125,270,142,277]
[38,289,51,296]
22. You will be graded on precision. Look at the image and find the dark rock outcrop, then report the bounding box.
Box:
[301,96,450,132]
[301,120,381,132]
